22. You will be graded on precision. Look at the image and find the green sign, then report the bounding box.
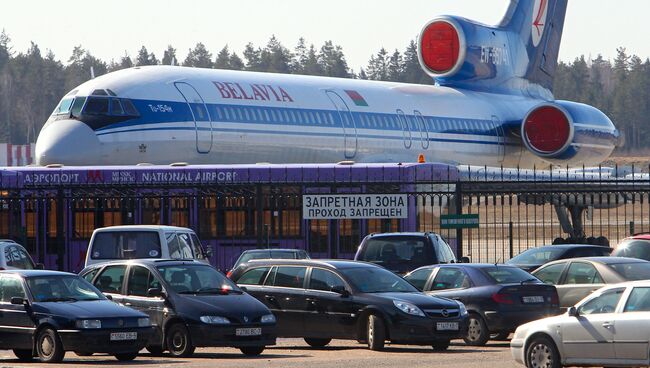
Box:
[441,214,480,229]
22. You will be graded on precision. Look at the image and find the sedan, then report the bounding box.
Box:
[511,281,650,368]
[506,244,612,272]
[230,259,469,351]
[404,264,559,346]
[532,257,650,309]
[0,270,152,363]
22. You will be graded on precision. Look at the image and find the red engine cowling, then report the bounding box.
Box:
[418,18,466,78]
[521,104,573,157]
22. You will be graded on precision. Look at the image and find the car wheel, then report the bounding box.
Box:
[13,349,33,361]
[525,336,560,368]
[304,338,332,348]
[491,331,511,341]
[114,352,139,361]
[36,328,65,363]
[146,345,165,356]
[367,314,386,351]
[240,346,265,356]
[166,323,195,357]
[432,340,450,351]
[464,313,489,346]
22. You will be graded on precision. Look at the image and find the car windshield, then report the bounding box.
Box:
[238,251,297,265]
[157,264,241,294]
[609,262,650,280]
[481,266,539,284]
[27,275,104,302]
[507,248,565,265]
[612,240,650,261]
[356,236,434,266]
[340,267,419,293]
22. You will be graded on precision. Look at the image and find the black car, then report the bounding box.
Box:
[506,244,612,272]
[354,232,461,275]
[230,259,469,351]
[0,270,153,363]
[403,264,559,346]
[80,260,276,357]
[228,248,310,276]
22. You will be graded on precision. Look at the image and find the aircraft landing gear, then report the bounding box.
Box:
[553,205,609,247]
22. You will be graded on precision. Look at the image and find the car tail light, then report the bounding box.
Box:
[226,270,233,278]
[550,291,559,305]
[492,292,514,305]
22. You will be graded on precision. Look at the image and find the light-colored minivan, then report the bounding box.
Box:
[85,225,210,267]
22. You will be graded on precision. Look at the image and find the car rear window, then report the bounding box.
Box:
[481,266,538,284]
[609,262,650,281]
[91,231,161,259]
[357,236,435,265]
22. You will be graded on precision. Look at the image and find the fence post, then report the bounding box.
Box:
[256,184,264,248]
[630,221,635,236]
[455,183,463,259]
[57,189,65,271]
[509,222,514,260]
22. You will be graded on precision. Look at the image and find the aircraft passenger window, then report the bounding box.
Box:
[264,109,270,121]
[236,108,243,121]
[270,109,277,122]
[110,98,124,115]
[122,99,139,116]
[84,97,109,115]
[243,108,250,121]
[314,112,321,124]
[283,110,290,122]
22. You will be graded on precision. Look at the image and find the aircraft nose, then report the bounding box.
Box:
[35,120,101,166]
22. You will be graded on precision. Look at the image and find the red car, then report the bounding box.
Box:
[612,233,650,261]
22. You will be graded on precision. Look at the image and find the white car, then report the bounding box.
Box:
[0,240,38,270]
[511,280,650,367]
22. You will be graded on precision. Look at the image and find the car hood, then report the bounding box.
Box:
[33,300,147,319]
[372,292,459,309]
[172,293,271,321]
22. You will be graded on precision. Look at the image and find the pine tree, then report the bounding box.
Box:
[243,43,262,71]
[229,53,244,70]
[319,41,349,78]
[402,40,431,84]
[162,45,177,65]
[183,43,212,68]
[387,49,403,82]
[366,48,389,81]
[214,46,231,69]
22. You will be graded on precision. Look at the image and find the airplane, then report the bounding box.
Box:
[35,0,619,169]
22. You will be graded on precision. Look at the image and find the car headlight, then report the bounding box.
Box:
[138,317,151,327]
[260,314,276,324]
[457,301,468,316]
[200,316,230,325]
[76,319,102,329]
[393,300,425,317]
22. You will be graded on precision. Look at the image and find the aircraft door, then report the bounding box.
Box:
[492,115,505,163]
[325,91,357,159]
[174,82,213,154]
[414,110,430,149]
[396,110,412,149]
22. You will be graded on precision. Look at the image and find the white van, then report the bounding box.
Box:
[85,225,210,267]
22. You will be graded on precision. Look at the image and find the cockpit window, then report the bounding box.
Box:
[70,97,87,118]
[106,89,117,97]
[53,98,74,115]
[110,98,124,115]
[122,99,139,116]
[84,97,109,115]
[92,89,108,96]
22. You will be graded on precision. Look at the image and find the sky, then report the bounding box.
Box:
[0,0,648,71]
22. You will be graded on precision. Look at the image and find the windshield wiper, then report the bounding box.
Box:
[41,297,78,302]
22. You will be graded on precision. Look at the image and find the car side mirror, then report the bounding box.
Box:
[104,294,113,301]
[34,263,45,270]
[240,286,248,292]
[459,257,471,264]
[331,285,350,297]
[10,297,27,306]
[147,288,164,298]
[568,306,579,317]
[204,246,213,258]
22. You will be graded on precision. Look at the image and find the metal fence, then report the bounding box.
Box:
[1,166,649,271]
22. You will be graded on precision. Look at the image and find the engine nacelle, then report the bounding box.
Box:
[521,101,620,166]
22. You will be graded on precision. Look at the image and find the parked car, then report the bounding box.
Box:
[0,270,153,363]
[511,281,650,368]
[506,244,612,272]
[354,232,460,275]
[228,248,310,276]
[85,225,210,267]
[0,240,41,270]
[531,257,650,309]
[230,259,469,351]
[404,264,559,346]
[80,259,276,357]
[612,233,650,260]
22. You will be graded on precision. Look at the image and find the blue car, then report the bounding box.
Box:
[0,270,153,363]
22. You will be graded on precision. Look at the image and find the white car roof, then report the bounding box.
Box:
[93,225,194,232]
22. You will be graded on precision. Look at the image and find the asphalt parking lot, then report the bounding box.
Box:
[0,339,520,368]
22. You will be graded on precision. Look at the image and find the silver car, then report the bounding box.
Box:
[512,280,650,367]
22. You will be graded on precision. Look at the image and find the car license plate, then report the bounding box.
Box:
[236,328,262,336]
[436,322,459,331]
[522,296,545,304]
[110,332,137,341]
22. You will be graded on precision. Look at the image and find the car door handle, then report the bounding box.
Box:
[602,322,613,328]
[265,295,277,302]
[306,298,317,304]
[124,302,132,307]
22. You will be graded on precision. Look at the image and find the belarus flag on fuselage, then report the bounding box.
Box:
[344,90,369,107]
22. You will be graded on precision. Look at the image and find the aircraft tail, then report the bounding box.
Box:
[418,0,569,98]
